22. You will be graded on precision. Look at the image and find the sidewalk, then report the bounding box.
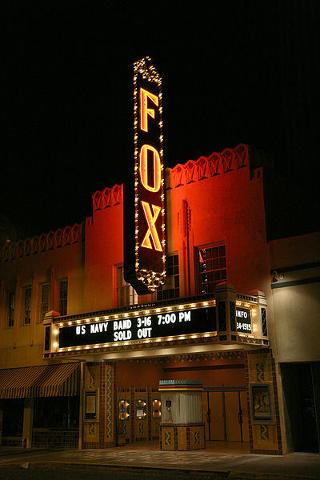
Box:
[0,444,319,480]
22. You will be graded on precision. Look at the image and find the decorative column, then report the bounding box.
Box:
[82,362,100,448]
[249,290,268,338]
[43,311,60,354]
[100,362,115,448]
[81,362,116,449]
[215,283,237,342]
[247,350,282,454]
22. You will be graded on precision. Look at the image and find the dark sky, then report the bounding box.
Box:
[2,0,319,239]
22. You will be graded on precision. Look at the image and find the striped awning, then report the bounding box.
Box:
[0,363,80,399]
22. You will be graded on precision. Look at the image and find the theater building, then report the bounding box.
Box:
[6,57,319,455]
[0,139,287,454]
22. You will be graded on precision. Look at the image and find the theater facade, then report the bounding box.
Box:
[0,141,284,454]
[0,59,285,454]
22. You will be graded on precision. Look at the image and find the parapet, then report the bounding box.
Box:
[0,223,82,263]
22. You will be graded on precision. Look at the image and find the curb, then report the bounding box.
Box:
[9,461,320,480]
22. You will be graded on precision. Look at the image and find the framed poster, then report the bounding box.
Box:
[84,391,97,420]
[250,384,272,423]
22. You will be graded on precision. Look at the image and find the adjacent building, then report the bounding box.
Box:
[270,232,320,453]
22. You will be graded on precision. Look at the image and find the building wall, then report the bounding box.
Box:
[168,162,270,297]
[270,232,320,453]
[83,185,123,312]
[115,356,246,388]
[270,232,320,363]
[0,225,84,367]
[0,144,272,366]
[81,144,271,310]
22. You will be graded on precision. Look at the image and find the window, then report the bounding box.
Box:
[7,291,15,328]
[157,254,179,300]
[23,286,32,325]
[117,266,138,307]
[39,283,50,322]
[59,279,68,316]
[198,245,226,294]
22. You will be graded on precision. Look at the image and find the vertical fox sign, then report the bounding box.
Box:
[124,57,166,294]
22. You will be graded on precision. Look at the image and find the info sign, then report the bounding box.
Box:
[236,308,252,333]
[58,307,216,348]
[124,56,166,294]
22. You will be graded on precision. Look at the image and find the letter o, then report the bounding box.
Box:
[139,144,161,192]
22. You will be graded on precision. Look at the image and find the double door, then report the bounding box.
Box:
[203,389,249,442]
[117,387,161,444]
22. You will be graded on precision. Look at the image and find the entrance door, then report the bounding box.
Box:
[206,392,225,441]
[117,388,132,445]
[204,389,249,442]
[240,390,249,442]
[281,363,320,452]
[117,386,161,444]
[150,389,162,440]
[134,389,148,441]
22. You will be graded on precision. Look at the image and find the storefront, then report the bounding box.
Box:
[270,233,320,453]
[0,363,80,448]
[36,287,281,454]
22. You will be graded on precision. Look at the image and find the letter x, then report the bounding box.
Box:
[141,201,162,251]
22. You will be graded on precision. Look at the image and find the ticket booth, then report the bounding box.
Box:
[159,380,205,450]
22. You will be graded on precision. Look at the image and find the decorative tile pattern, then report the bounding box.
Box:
[256,362,265,382]
[260,424,269,440]
[105,363,114,442]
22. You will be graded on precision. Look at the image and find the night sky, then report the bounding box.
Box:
[2,1,319,240]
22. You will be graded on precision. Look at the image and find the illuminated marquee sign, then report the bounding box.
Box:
[124,56,166,294]
[236,308,252,333]
[58,307,216,349]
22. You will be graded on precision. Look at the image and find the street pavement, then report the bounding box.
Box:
[0,444,319,480]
